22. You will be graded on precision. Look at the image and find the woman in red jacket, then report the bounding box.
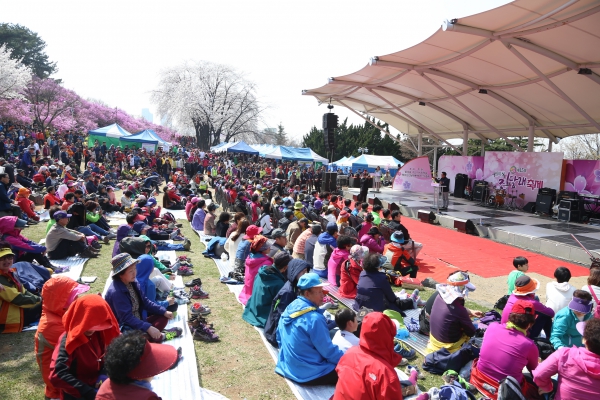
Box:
[44,186,62,209]
[339,245,368,299]
[16,187,39,221]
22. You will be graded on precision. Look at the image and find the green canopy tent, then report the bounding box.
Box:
[88,124,132,148]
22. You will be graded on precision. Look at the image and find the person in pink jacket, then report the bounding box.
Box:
[238,235,273,305]
[327,236,353,286]
[534,318,600,400]
[359,227,385,254]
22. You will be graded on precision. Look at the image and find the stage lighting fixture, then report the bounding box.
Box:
[578,68,592,75]
[478,89,488,94]
[418,101,426,106]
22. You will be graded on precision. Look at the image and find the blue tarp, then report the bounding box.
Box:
[226,141,259,155]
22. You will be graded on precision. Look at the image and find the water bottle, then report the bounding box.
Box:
[221,253,229,262]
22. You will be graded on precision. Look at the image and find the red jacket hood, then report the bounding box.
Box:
[41,276,80,317]
[360,312,402,368]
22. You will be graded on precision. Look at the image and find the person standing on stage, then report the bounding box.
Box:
[358,171,370,202]
[373,166,382,192]
[434,172,450,210]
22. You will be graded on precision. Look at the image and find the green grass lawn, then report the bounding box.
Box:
[0,213,493,399]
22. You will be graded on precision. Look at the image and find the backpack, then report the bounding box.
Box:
[162,212,176,222]
[437,382,477,400]
[497,376,526,400]
[533,337,555,360]
[418,307,430,335]
[494,294,510,310]
[589,285,600,318]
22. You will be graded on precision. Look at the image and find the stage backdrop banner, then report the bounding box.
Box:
[563,160,600,196]
[483,152,563,204]
[393,156,432,193]
[437,156,485,192]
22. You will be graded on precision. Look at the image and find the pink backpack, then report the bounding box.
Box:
[589,285,600,319]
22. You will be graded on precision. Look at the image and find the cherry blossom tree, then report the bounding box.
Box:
[22,76,80,130]
[0,44,31,99]
[152,61,263,149]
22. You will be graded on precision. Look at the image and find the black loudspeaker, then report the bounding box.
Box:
[559,199,581,211]
[558,209,580,222]
[473,185,485,201]
[454,173,468,198]
[323,172,337,192]
[536,194,554,214]
[559,191,579,200]
[523,202,536,213]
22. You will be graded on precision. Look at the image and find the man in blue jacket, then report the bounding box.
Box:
[275,273,344,385]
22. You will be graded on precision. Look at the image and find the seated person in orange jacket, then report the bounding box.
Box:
[382,231,418,278]
[16,188,40,221]
[43,186,62,209]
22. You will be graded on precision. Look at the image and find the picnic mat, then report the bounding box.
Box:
[403,217,591,278]
[161,209,188,220]
[51,256,89,281]
[397,308,430,356]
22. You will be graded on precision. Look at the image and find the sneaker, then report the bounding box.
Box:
[193,324,219,342]
[105,233,117,240]
[185,278,203,287]
[178,255,190,261]
[53,265,71,274]
[178,266,193,276]
[183,238,191,251]
[398,357,409,367]
[190,302,211,316]
[410,289,420,302]
[190,285,209,299]
[322,295,338,309]
[163,327,183,341]
[417,298,427,307]
[102,236,110,244]
[173,235,185,241]
[170,229,181,240]
[180,261,194,268]
[406,364,425,379]
[80,247,99,258]
[394,342,417,360]
[189,314,214,329]
[91,241,102,250]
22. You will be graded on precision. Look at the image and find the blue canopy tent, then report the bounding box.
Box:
[88,123,131,147]
[347,154,404,175]
[120,129,172,151]
[226,141,259,155]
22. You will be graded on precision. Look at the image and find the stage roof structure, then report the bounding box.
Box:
[303,0,600,153]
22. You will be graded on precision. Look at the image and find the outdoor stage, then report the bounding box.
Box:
[344,187,600,267]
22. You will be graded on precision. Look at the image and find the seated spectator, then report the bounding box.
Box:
[292,223,312,260]
[339,245,368,299]
[323,205,337,224]
[328,235,353,286]
[258,204,273,236]
[162,185,184,210]
[16,168,33,188]
[0,245,42,332]
[357,213,374,238]
[370,204,382,226]
[355,253,414,314]
[278,210,295,232]
[85,200,112,232]
[501,275,555,339]
[49,295,121,400]
[113,224,133,258]
[546,266,576,313]
[225,219,249,265]
[136,254,177,314]
[427,271,477,354]
[333,312,424,400]
[583,268,600,310]
[234,225,262,275]
[104,253,181,343]
[119,236,173,280]
[331,309,359,353]
[97,331,179,399]
[34,276,89,399]
[191,199,207,232]
[242,252,292,328]
[203,203,218,236]
[264,259,310,347]
[215,211,231,237]
[43,186,61,209]
[535,318,600,400]
[471,299,541,399]
[275,273,344,385]
[268,228,288,257]
[303,224,321,269]
[313,222,338,278]
[46,211,99,259]
[507,255,529,294]
[61,192,75,211]
[359,226,385,254]
[383,231,419,278]
[16,187,40,222]
[185,196,200,221]
[66,202,111,244]
[550,289,594,349]
[285,217,308,252]
[0,216,55,270]
[385,211,423,259]
[226,212,245,238]
[0,173,13,217]
[356,202,369,219]
[238,235,273,305]
[121,190,133,212]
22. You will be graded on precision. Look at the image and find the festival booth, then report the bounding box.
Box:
[212,142,238,153]
[344,154,403,175]
[120,129,172,152]
[87,123,131,147]
[226,141,259,155]
[249,144,278,157]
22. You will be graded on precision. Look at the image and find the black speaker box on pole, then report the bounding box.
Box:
[454,173,468,198]
[523,202,536,213]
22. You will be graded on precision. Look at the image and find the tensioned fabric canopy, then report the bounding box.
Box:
[226,141,259,155]
[303,0,600,152]
[88,123,131,137]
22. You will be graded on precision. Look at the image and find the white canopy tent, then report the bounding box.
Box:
[303,0,600,154]
[212,142,238,153]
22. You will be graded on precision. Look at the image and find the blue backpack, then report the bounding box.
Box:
[438,382,477,400]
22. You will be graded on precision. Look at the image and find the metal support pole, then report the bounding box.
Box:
[548,139,553,152]
[433,145,438,176]
[463,129,468,155]
[418,132,423,156]
[528,124,534,152]
[481,141,485,156]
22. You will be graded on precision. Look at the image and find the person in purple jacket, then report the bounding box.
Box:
[104,253,181,343]
[501,275,554,339]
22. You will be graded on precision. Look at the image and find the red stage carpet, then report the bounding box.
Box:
[404,218,591,278]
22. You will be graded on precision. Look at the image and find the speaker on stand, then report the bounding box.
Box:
[323,172,338,193]
[454,173,468,199]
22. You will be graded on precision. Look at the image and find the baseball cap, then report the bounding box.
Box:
[132,221,151,234]
[270,228,286,239]
[54,211,72,221]
[510,299,536,316]
[243,225,263,240]
[297,272,328,290]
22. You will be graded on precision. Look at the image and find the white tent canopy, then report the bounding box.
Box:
[303,0,600,153]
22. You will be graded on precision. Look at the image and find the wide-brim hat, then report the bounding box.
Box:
[127,340,178,380]
[111,253,139,276]
[512,275,540,296]
[294,202,303,210]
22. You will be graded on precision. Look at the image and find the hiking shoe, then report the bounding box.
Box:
[105,233,117,240]
[102,236,110,244]
[180,261,194,267]
[183,238,191,251]
[397,357,409,367]
[163,327,183,341]
[178,255,190,261]
[190,302,211,316]
[406,364,425,379]
[421,277,438,289]
[189,315,214,329]
[410,289,420,302]
[178,266,193,276]
[80,247,99,258]
[170,229,181,240]
[185,278,203,287]
[91,241,103,250]
[193,324,219,342]
[190,285,209,299]
[394,342,417,360]
[173,235,185,241]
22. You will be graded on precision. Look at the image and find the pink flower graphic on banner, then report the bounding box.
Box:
[465,161,473,172]
[403,181,412,190]
[564,175,591,195]
[594,170,600,182]
[475,168,483,180]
